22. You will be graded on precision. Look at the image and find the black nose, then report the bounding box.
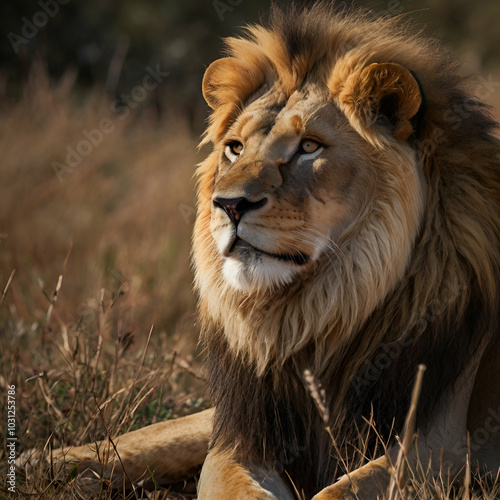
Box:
[213,196,267,225]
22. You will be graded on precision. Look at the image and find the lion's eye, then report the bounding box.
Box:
[299,139,321,154]
[225,141,244,162]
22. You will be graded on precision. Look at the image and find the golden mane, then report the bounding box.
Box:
[193,4,500,492]
[196,2,499,365]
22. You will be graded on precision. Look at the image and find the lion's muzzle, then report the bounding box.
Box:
[213,196,268,226]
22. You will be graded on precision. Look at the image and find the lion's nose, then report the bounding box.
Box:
[213,196,267,225]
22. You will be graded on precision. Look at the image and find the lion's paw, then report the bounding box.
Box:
[312,456,393,500]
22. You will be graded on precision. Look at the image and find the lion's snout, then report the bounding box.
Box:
[213,195,268,226]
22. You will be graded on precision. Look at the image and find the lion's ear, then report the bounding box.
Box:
[333,62,422,142]
[202,57,265,110]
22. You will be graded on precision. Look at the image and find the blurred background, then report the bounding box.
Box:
[0,0,499,497]
[2,0,500,130]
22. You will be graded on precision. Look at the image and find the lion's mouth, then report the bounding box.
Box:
[229,237,310,266]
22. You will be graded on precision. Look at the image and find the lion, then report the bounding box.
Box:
[34,3,500,499]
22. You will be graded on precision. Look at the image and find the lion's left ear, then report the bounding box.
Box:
[201,57,267,143]
[332,62,422,143]
[202,57,266,110]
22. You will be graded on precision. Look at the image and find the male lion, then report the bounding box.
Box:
[45,3,500,499]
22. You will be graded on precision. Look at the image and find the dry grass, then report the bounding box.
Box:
[0,67,208,499]
[305,366,500,500]
[0,67,499,499]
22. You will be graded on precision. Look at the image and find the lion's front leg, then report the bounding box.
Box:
[36,408,214,484]
[198,445,294,500]
[312,455,393,500]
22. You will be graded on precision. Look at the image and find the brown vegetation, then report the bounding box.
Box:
[0,67,208,499]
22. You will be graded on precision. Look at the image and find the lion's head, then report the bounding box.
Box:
[203,57,423,296]
[193,4,499,383]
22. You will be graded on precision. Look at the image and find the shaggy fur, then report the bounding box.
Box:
[193,3,500,498]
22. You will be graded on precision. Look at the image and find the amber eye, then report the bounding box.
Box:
[299,139,321,154]
[230,142,243,155]
[225,141,243,162]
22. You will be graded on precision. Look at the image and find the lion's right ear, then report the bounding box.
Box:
[202,57,265,110]
[330,62,422,145]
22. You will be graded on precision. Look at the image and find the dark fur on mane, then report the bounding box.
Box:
[206,290,497,497]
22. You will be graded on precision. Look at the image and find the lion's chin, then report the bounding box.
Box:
[221,254,301,292]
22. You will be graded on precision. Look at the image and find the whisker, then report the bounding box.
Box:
[290,226,346,264]
[284,232,337,269]
[299,225,347,261]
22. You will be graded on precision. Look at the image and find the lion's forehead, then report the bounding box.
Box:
[233,86,336,149]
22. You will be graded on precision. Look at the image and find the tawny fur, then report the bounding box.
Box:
[193,2,500,497]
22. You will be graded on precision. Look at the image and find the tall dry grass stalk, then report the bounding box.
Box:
[386,364,426,500]
[305,365,500,500]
